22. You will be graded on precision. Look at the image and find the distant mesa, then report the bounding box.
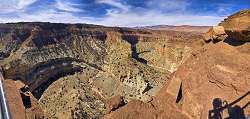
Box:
[134,25,211,33]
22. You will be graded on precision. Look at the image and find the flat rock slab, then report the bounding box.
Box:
[166,77,182,99]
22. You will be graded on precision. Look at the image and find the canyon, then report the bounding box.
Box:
[0,10,249,119]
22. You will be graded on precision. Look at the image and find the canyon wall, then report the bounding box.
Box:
[0,22,204,118]
[106,10,250,119]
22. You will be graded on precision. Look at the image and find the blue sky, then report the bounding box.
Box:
[0,0,249,26]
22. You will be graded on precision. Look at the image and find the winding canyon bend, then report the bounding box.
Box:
[0,10,249,119]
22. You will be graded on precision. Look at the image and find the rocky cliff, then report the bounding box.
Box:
[219,10,250,42]
[105,10,250,119]
[0,22,204,118]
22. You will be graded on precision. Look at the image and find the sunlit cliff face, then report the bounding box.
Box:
[0,22,206,118]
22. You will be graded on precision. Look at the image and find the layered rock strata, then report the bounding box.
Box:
[0,22,204,118]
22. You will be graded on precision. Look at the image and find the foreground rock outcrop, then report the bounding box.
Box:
[107,41,250,119]
[4,79,44,119]
[106,10,250,119]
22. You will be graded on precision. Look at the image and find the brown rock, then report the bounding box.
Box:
[161,42,250,119]
[16,81,44,119]
[219,10,250,41]
[105,95,125,113]
[4,79,26,119]
[105,98,190,119]
[5,79,44,119]
[24,92,44,119]
[106,41,250,119]
[104,100,158,119]
[14,80,26,90]
[204,26,227,42]
[165,77,182,99]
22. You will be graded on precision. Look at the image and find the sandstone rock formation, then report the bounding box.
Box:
[219,10,250,41]
[106,10,250,119]
[4,79,26,119]
[0,22,204,118]
[164,42,250,119]
[204,26,227,43]
[4,79,44,119]
[106,37,250,119]
[105,95,125,113]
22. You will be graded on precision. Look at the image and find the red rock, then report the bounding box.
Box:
[157,42,250,119]
[4,79,26,119]
[24,92,44,119]
[219,10,250,41]
[4,79,44,119]
[204,26,227,42]
[104,100,158,119]
[105,95,125,113]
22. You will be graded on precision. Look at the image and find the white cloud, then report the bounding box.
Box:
[1,10,81,23]
[89,11,225,26]
[0,8,100,25]
[17,0,37,9]
[0,0,37,13]
[216,3,234,16]
[91,0,224,26]
[147,0,190,12]
[54,0,83,12]
[0,0,226,26]
[96,0,130,12]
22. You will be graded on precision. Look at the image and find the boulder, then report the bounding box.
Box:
[105,95,125,113]
[204,26,227,43]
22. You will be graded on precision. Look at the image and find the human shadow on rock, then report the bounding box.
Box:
[225,105,246,119]
[209,98,223,119]
[122,35,148,64]
[20,92,32,108]
[209,91,249,119]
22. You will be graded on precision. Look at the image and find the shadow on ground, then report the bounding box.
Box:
[122,35,148,64]
[208,91,250,119]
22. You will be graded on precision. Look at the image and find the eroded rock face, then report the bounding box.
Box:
[39,73,106,119]
[107,11,250,119]
[167,42,250,119]
[4,79,26,119]
[219,10,250,41]
[107,38,250,119]
[0,22,204,118]
[4,79,44,119]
